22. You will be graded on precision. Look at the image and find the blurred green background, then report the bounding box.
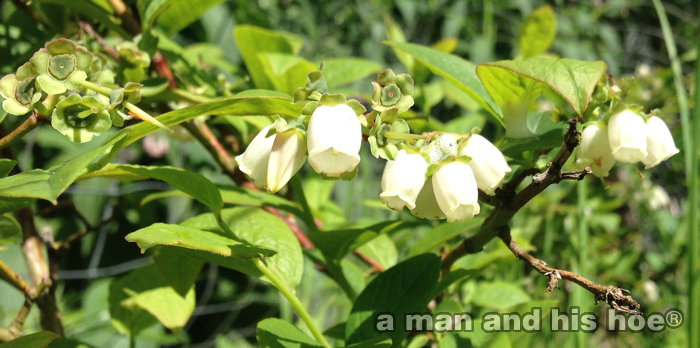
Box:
[0,0,697,347]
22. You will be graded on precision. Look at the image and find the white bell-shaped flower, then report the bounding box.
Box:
[410,179,445,220]
[307,104,362,177]
[235,125,275,189]
[458,134,512,194]
[608,109,647,163]
[432,161,480,223]
[642,116,679,169]
[576,123,616,178]
[267,129,308,193]
[380,150,428,211]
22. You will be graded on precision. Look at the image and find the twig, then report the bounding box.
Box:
[354,250,384,273]
[0,327,13,343]
[16,207,64,336]
[8,296,32,337]
[497,227,641,315]
[0,259,32,296]
[153,53,179,89]
[442,118,587,272]
[78,21,120,61]
[0,112,48,150]
[181,121,239,178]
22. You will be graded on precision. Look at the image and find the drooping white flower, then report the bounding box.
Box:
[235,125,275,189]
[409,179,445,220]
[642,116,679,169]
[576,123,616,178]
[380,150,429,211]
[458,134,512,194]
[432,161,480,223]
[267,129,307,193]
[307,104,362,177]
[608,109,647,163]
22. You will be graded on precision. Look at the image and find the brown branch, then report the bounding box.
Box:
[0,327,13,343]
[16,207,64,336]
[354,251,384,273]
[153,53,179,89]
[0,112,48,150]
[181,121,240,179]
[78,21,120,61]
[263,207,315,249]
[442,118,586,272]
[498,228,641,315]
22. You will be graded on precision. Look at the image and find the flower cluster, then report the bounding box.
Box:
[236,81,366,193]
[577,108,679,177]
[0,38,164,143]
[379,133,511,222]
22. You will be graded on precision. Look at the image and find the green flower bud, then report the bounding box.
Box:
[109,82,142,126]
[31,39,94,95]
[0,63,42,115]
[51,94,112,143]
[371,69,414,114]
[117,42,151,83]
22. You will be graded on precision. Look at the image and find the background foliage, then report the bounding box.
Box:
[0,0,698,347]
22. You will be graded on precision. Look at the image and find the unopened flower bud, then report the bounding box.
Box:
[267,129,307,193]
[432,162,480,223]
[458,134,512,194]
[380,150,428,211]
[608,109,647,163]
[577,123,616,177]
[235,125,275,189]
[307,104,362,177]
[642,116,679,169]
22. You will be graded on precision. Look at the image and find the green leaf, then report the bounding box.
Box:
[408,218,483,257]
[112,165,223,214]
[384,41,503,126]
[0,331,58,348]
[125,223,275,258]
[0,213,21,243]
[345,254,441,346]
[323,58,383,88]
[259,53,317,95]
[256,318,322,348]
[345,336,393,348]
[179,207,304,288]
[234,25,304,90]
[152,247,204,297]
[109,264,192,337]
[46,338,94,348]
[498,111,567,156]
[518,5,557,58]
[356,234,398,270]
[0,159,16,178]
[98,93,301,164]
[121,283,196,336]
[471,281,531,310]
[0,131,130,204]
[308,221,405,261]
[433,269,478,297]
[156,0,227,35]
[476,58,607,116]
[38,0,131,38]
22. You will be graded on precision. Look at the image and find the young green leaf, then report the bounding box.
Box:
[384,41,504,126]
[477,58,607,116]
[518,6,557,58]
[0,331,58,348]
[256,318,323,348]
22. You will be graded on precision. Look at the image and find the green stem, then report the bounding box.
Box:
[690,3,700,346]
[290,176,318,233]
[253,258,330,348]
[576,179,589,348]
[653,1,699,345]
[383,131,427,140]
[34,95,58,117]
[79,80,112,96]
[171,89,213,104]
